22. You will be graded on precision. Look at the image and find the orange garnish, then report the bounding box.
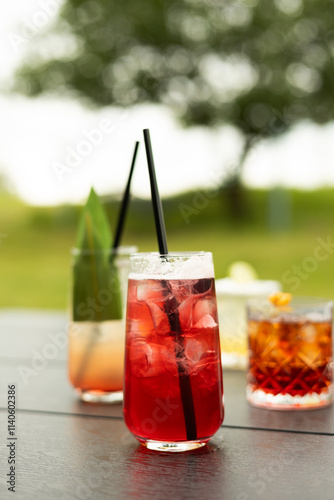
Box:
[269,292,292,306]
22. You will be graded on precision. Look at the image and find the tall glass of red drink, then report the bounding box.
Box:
[123,252,224,452]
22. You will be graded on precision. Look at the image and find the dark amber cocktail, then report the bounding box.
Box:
[247,297,333,409]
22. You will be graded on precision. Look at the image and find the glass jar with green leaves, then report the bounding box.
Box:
[68,188,136,403]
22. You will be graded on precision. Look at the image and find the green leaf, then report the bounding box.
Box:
[75,187,111,251]
[72,188,123,322]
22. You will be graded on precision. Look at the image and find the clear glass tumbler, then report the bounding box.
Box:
[68,246,136,403]
[123,252,224,452]
[216,278,281,369]
[247,296,333,409]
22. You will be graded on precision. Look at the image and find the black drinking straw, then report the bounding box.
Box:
[112,141,140,252]
[75,142,139,389]
[143,128,197,441]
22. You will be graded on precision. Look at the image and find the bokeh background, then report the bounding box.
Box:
[1,0,334,308]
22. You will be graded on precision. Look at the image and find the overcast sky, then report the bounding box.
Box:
[1,1,334,206]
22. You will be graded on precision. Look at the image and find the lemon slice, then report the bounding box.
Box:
[228,261,258,283]
[269,292,292,306]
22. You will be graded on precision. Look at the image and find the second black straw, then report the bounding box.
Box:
[143,128,197,441]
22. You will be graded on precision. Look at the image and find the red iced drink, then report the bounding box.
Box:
[123,252,224,451]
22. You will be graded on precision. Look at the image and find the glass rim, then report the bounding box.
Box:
[247,296,333,309]
[71,245,138,256]
[130,251,212,259]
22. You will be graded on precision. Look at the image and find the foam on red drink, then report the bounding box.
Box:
[123,254,224,447]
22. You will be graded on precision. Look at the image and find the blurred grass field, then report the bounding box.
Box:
[1,187,334,309]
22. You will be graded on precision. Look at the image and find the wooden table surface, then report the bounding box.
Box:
[0,310,333,499]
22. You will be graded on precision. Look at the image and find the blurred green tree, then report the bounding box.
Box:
[13,0,334,216]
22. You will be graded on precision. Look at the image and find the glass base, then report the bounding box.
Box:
[76,389,123,404]
[247,386,334,410]
[139,439,207,452]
